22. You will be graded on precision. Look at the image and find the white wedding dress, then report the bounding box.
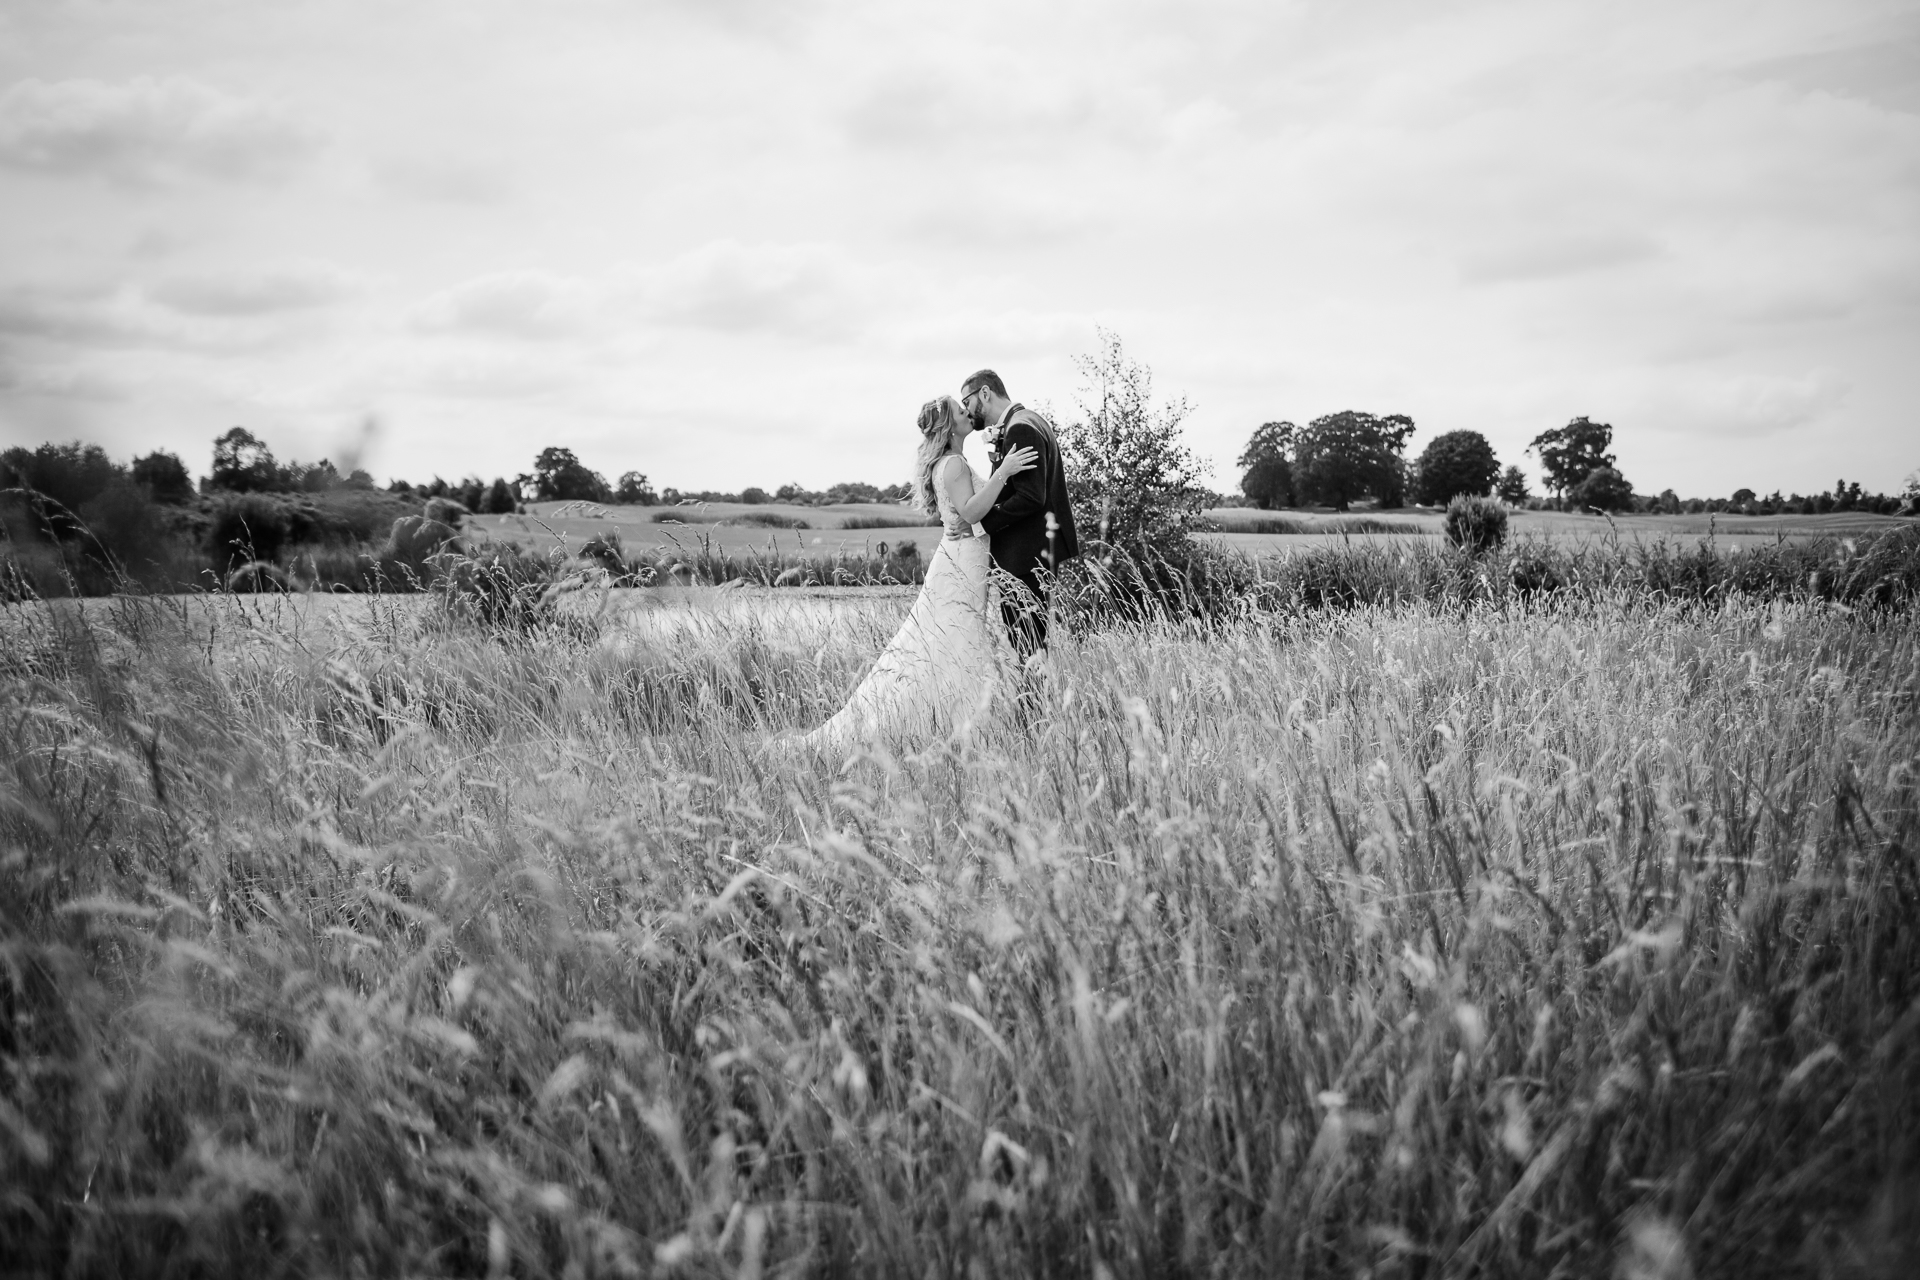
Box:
[800,455,1011,751]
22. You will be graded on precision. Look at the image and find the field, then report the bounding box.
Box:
[4,565,1918,1276]
[477,503,1913,567]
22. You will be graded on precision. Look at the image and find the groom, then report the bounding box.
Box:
[956,368,1079,657]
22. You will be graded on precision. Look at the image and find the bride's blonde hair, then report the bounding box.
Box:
[912,396,960,516]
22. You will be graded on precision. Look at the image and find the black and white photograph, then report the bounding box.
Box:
[3,1,1917,1275]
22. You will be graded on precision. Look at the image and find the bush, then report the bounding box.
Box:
[434,543,596,641]
[206,494,294,568]
[1443,494,1509,553]
[1059,328,1208,558]
[725,512,808,529]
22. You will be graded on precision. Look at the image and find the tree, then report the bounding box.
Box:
[1527,417,1616,500]
[210,428,280,492]
[1568,466,1634,512]
[1496,465,1530,504]
[1730,487,1756,509]
[1237,421,1296,509]
[739,486,769,505]
[131,450,195,504]
[1058,328,1208,552]
[1412,430,1499,506]
[3,441,120,510]
[483,477,517,514]
[529,447,610,502]
[1293,411,1415,510]
[615,471,658,505]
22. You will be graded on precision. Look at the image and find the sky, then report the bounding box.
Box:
[1,0,1916,499]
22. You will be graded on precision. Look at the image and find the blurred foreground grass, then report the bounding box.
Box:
[2,584,1916,1276]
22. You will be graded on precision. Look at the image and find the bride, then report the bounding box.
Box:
[798,396,1037,751]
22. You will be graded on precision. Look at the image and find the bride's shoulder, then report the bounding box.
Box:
[936,453,971,481]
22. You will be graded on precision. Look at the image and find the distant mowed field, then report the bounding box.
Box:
[472,501,1912,563]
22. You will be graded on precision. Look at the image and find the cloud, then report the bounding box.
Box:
[1459,231,1665,285]
[410,271,597,340]
[148,262,365,316]
[371,153,513,204]
[841,62,1225,156]
[1735,29,1920,115]
[627,240,918,340]
[0,76,322,184]
[0,281,326,352]
[408,243,929,348]
[1635,367,1851,438]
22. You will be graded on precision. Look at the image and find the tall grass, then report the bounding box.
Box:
[2,583,1916,1276]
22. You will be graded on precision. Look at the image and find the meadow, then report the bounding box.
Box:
[3,543,1917,1276]
[474,502,1915,571]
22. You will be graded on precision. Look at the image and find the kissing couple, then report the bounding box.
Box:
[799,369,1079,751]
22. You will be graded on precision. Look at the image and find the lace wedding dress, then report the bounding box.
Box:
[800,455,1010,751]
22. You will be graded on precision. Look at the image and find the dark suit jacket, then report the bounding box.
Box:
[981,405,1079,581]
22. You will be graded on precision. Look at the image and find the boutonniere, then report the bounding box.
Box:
[985,423,1007,455]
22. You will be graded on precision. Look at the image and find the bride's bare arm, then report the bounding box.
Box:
[941,448,1037,533]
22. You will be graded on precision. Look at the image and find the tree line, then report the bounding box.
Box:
[1237,413,1913,516]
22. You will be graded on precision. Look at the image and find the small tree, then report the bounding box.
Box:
[1292,411,1415,510]
[1412,430,1500,506]
[210,428,280,492]
[1527,417,1616,501]
[1496,464,1530,504]
[1568,465,1634,512]
[1237,421,1296,509]
[614,471,658,505]
[131,450,195,504]
[483,477,517,514]
[1058,328,1208,554]
[739,486,769,505]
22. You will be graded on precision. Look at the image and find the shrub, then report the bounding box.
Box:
[1443,494,1509,553]
[207,494,294,567]
[434,543,595,640]
[725,512,808,529]
[1059,328,1209,559]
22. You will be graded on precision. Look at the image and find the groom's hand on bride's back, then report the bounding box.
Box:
[993,446,1038,480]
